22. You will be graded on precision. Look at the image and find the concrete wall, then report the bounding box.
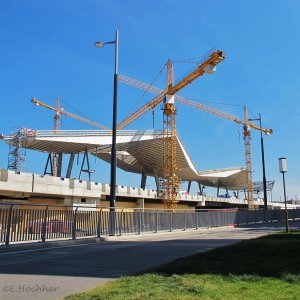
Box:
[0,169,32,193]
[0,169,260,209]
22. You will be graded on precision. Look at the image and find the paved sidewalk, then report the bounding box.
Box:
[0,221,298,300]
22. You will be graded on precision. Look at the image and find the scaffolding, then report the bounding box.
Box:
[7,128,28,172]
[253,180,275,201]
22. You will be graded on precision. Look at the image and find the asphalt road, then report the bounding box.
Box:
[0,221,299,300]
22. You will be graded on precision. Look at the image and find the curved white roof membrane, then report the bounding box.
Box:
[1,129,247,190]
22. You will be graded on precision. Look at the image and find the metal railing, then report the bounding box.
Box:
[1,203,299,245]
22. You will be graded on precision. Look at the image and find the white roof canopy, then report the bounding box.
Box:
[1,129,247,190]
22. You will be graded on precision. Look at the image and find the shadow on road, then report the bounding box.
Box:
[0,221,299,279]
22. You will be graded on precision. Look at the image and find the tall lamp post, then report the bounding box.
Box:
[279,157,289,233]
[249,113,268,210]
[94,30,119,212]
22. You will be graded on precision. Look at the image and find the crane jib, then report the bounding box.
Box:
[118,50,225,129]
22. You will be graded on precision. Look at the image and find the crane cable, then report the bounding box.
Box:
[127,61,168,118]
[60,98,97,123]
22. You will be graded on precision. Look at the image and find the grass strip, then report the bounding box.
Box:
[65,231,300,300]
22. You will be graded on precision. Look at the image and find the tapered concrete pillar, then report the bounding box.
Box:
[198,182,204,195]
[226,187,229,197]
[66,153,75,178]
[141,172,147,189]
[155,175,160,193]
[57,153,63,177]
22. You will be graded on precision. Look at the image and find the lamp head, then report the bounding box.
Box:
[94,42,105,48]
[279,157,287,173]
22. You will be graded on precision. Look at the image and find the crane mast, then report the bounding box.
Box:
[52,97,61,176]
[243,106,254,208]
[54,97,61,132]
[160,60,179,209]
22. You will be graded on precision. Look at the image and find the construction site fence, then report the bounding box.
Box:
[1,203,300,245]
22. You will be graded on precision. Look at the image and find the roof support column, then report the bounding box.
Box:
[141,172,147,189]
[44,152,53,176]
[57,153,63,177]
[66,154,75,178]
[155,175,160,194]
[79,150,94,181]
[198,182,204,195]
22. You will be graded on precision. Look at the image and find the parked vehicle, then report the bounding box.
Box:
[27,219,72,234]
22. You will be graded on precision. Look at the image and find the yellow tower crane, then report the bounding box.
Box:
[31,98,109,130]
[31,97,109,176]
[117,64,272,209]
[117,50,225,209]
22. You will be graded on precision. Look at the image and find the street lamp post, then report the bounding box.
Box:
[249,114,268,210]
[279,157,289,233]
[94,30,119,213]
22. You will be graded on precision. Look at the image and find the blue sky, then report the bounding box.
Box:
[1,0,300,201]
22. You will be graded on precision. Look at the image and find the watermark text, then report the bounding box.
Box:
[2,284,59,293]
